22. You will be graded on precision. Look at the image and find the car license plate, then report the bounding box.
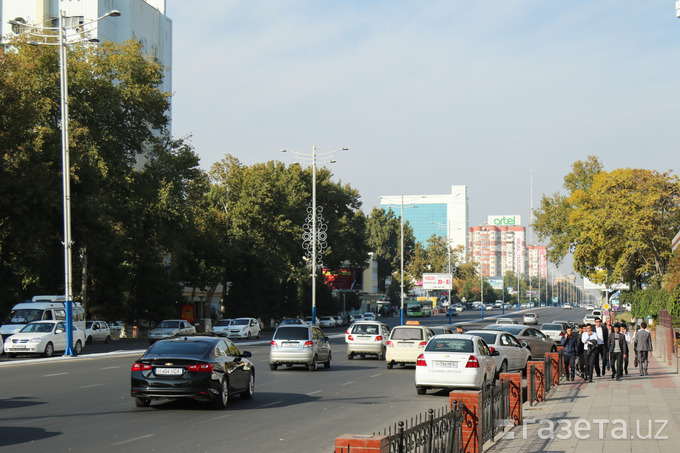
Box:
[10,345,26,349]
[154,367,183,376]
[435,361,458,368]
[282,342,298,348]
[398,342,413,347]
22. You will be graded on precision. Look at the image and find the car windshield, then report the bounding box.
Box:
[6,308,45,324]
[147,340,212,356]
[425,338,473,353]
[470,332,497,344]
[214,320,231,326]
[487,325,524,335]
[86,322,93,328]
[352,324,379,335]
[233,319,249,326]
[274,327,309,340]
[541,324,562,330]
[390,328,423,340]
[157,321,180,329]
[280,319,300,324]
[20,323,54,333]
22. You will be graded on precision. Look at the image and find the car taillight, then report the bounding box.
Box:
[418,341,427,348]
[345,328,350,335]
[465,355,480,368]
[375,336,383,341]
[271,340,277,347]
[186,364,213,372]
[489,346,495,354]
[303,341,313,348]
[387,341,394,347]
[131,363,152,371]
[347,335,354,341]
[416,354,427,367]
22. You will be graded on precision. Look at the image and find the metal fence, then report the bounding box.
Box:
[544,354,552,393]
[374,405,464,453]
[481,379,511,444]
[528,363,537,406]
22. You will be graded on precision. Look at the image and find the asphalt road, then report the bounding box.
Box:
[0,306,587,452]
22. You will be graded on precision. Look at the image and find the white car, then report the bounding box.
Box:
[540,323,566,342]
[523,313,538,325]
[346,321,390,360]
[495,318,518,325]
[363,312,376,321]
[148,319,196,344]
[466,330,531,376]
[563,303,572,309]
[4,321,86,357]
[227,317,261,339]
[211,318,233,337]
[319,316,336,328]
[85,320,112,344]
[415,334,497,394]
[453,304,464,313]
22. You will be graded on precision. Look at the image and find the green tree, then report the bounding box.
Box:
[366,208,416,292]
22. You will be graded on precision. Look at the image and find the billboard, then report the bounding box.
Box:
[422,273,453,290]
[488,277,503,290]
[488,215,522,226]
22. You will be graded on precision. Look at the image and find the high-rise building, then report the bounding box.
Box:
[1,0,172,129]
[380,185,468,257]
[468,224,526,278]
[527,245,547,280]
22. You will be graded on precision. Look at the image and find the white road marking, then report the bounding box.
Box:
[257,401,282,408]
[306,390,322,396]
[80,383,105,388]
[111,434,154,446]
[43,372,68,377]
[341,381,355,386]
[101,366,120,370]
[370,373,383,378]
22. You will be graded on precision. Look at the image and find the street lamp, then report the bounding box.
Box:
[282,145,347,323]
[9,9,121,356]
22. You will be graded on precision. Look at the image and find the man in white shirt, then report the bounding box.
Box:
[593,318,608,377]
[581,323,599,382]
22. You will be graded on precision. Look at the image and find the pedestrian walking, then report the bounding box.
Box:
[593,318,608,376]
[620,322,631,375]
[576,324,586,378]
[607,323,628,381]
[634,322,653,376]
[561,326,578,381]
[581,323,599,382]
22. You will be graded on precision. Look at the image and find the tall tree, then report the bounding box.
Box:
[366,208,416,292]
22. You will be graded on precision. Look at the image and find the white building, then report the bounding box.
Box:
[1,0,172,129]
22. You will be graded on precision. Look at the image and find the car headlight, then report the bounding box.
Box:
[29,338,42,343]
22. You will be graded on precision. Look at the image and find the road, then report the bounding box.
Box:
[0,306,586,452]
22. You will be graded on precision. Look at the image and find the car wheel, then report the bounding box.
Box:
[212,378,229,409]
[308,356,317,371]
[496,360,507,380]
[135,397,151,407]
[416,386,427,395]
[269,363,278,370]
[43,342,54,358]
[74,340,83,355]
[104,335,111,344]
[347,352,354,360]
[241,372,255,399]
[247,332,252,340]
[86,336,92,345]
[378,348,386,361]
[324,351,332,369]
[386,361,393,369]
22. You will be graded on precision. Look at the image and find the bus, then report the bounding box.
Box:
[407,301,433,317]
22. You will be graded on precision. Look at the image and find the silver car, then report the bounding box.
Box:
[346,321,390,360]
[483,325,557,359]
[269,325,331,371]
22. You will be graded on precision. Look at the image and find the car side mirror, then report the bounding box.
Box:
[491,350,500,356]
[324,336,330,342]
[521,342,528,348]
[240,351,252,358]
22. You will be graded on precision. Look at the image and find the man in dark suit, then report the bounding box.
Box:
[593,317,609,376]
[607,323,628,381]
[634,322,653,376]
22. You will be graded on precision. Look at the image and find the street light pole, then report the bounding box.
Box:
[400,195,405,325]
[10,9,120,356]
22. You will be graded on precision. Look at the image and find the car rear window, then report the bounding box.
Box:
[426,338,473,353]
[148,341,211,356]
[352,324,380,335]
[157,321,180,328]
[390,327,423,340]
[471,332,497,344]
[274,326,309,340]
[541,324,562,330]
[214,320,230,326]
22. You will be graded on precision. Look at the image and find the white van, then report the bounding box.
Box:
[0,295,85,343]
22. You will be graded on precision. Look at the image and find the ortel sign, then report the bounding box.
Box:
[488,215,521,226]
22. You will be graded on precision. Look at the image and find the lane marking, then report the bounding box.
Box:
[80,383,105,388]
[306,390,322,396]
[112,434,154,446]
[43,372,68,377]
[341,381,355,386]
[370,373,383,378]
[257,401,282,408]
[207,414,233,422]
[101,366,120,370]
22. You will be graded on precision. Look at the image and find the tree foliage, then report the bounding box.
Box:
[366,208,416,292]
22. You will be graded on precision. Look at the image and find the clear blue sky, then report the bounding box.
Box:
[167,0,680,262]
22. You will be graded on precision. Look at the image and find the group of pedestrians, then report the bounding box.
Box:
[560,317,654,382]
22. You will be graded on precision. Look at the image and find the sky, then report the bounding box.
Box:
[166,0,680,274]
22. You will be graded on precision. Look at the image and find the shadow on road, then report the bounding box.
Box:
[0,426,60,447]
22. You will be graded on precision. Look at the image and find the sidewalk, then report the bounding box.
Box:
[486,353,680,453]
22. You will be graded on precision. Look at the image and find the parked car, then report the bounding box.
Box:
[269,324,331,371]
[130,336,254,409]
[279,318,306,326]
[227,318,261,340]
[482,325,557,359]
[495,318,518,325]
[466,330,531,376]
[540,323,566,342]
[363,312,376,321]
[585,304,595,310]
[346,321,390,360]
[304,316,320,326]
[386,324,435,369]
[148,319,196,344]
[583,313,598,325]
[85,320,112,344]
[319,316,336,328]
[415,334,497,394]
[212,319,233,337]
[4,321,85,357]
[453,304,464,312]
[523,313,538,325]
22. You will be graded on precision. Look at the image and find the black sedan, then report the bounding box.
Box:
[131,336,254,409]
